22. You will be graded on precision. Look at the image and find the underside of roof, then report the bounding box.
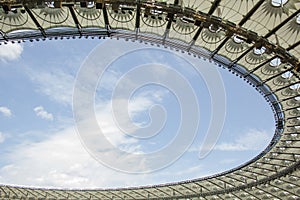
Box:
[0,0,299,199]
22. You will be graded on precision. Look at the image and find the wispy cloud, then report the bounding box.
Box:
[0,94,155,188]
[0,39,245,188]
[219,158,237,165]
[0,43,23,61]
[27,69,75,106]
[214,129,272,151]
[0,132,5,144]
[173,165,203,176]
[0,127,112,188]
[0,110,148,188]
[0,106,12,117]
[0,123,209,188]
[34,106,54,121]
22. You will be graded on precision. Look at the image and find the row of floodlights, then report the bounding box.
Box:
[0,1,105,13]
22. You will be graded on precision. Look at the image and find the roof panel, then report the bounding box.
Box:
[212,0,260,24]
[74,5,105,28]
[30,7,76,30]
[105,4,135,31]
[194,27,227,52]
[217,35,251,62]
[182,0,213,14]
[0,7,38,33]
[168,14,196,43]
[139,6,168,37]
[242,0,300,37]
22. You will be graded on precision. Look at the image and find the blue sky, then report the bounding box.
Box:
[0,38,274,189]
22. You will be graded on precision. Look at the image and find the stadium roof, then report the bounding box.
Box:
[0,0,299,199]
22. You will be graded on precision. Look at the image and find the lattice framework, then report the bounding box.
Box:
[0,0,299,199]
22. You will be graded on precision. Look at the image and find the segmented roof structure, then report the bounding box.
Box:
[0,0,299,199]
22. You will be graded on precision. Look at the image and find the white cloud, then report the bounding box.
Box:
[94,101,140,149]
[34,106,54,121]
[0,127,104,188]
[214,129,272,151]
[27,69,75,106]
[0,124,208,188]
[174,165,203,176]
[0,90,206,188]
[0,116,151,188]
[219,159,237,165]
[0,132,5,143]
[129,90,167,110]
[0,106,12,117]
[0,96,152,188]
[0,40,213,188]
[0,43,23,61]
[24,39,181,108]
